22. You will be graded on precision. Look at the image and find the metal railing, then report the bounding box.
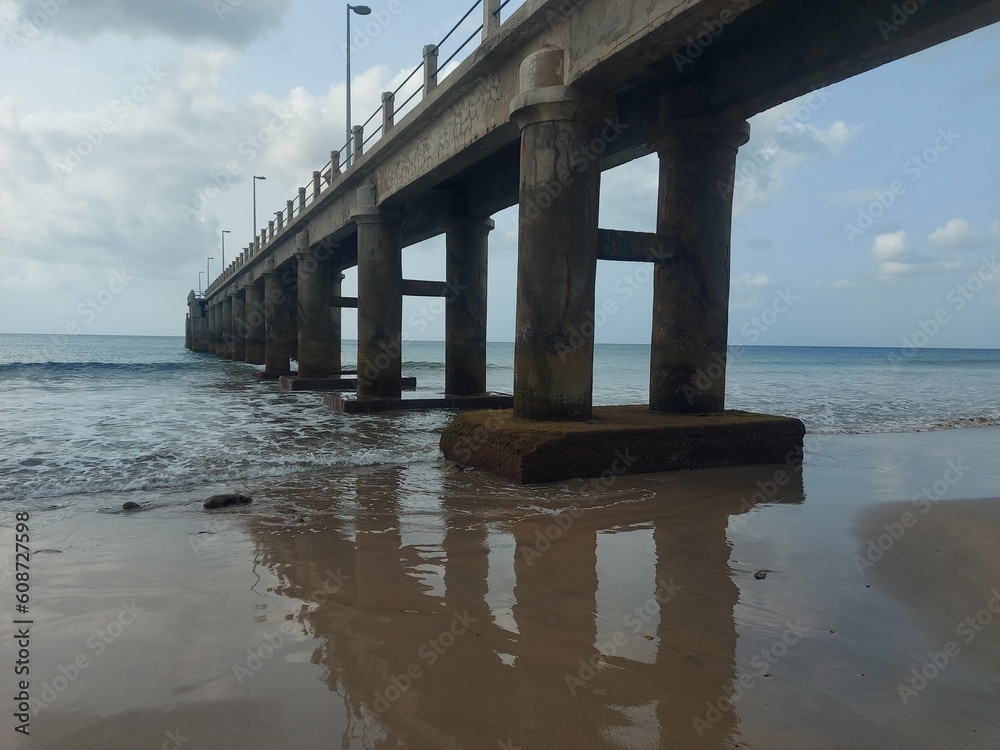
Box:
[205,0,514,296]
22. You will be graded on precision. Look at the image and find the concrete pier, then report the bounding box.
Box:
[231,290,246,362]
[295,235,334,379]
[221,295,233,360]
[209,303,220,356]
[509,47,614,421]
[649,112,750,413]
[445,216,492,397]
[244,278,265,365]
[353,193,404,400]
[262,264,292,377]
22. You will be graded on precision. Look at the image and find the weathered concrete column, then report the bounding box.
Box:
[444,216,493,396]
[243,277,265,365]
[330,272,345,374]
[210,302,221,355]
[187,292,209,352]
[352,185,404,399]
[649,114,750,413]
[263,262,292,374]
[295,232,333,379]
[221,294,234,359]
[231,289,246,362]
[509,46,614,420]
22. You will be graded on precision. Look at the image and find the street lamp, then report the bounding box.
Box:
[207,257,214,283]
[253,175,266,249]
[222,229,231,267]
[198,271,204,295]
[346,4,372,168]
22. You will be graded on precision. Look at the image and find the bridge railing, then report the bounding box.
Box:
[207,0,517,295]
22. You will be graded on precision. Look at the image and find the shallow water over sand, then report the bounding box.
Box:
[4,428,999,749]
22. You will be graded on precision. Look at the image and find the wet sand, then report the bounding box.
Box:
[2,427,999,749]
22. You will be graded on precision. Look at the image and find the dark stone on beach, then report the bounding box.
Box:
[122,502,141,511]
[203,493,253,510]
[754,570,769,580]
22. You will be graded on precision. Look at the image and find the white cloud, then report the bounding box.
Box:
[816,279,858,290]
[732,91,862,217]
[733,272,770,288]
[872,231,908,263]
[928,218,984,248]
[2,0,289,47]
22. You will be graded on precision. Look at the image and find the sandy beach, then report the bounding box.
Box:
[2,426,999,749]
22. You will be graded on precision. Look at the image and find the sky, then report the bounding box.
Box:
[0,0,998,348]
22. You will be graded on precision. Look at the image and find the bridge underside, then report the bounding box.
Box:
[189,0,1000,483]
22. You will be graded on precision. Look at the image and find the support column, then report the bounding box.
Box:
[263,263,292,375]
[509,47,614,420]
[295,232,333,379]
[444,216,493,396]
[649,114,749,413]
[244,277,265,365]
[210,302,221,355]
[221,294,234,359]
[330,273,345,374]
[352,189,404,400]
[231,289,246,362]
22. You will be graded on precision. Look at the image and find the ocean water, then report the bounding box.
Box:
[1,333,998,504]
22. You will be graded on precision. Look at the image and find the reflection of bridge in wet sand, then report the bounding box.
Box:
[249,464,805,748]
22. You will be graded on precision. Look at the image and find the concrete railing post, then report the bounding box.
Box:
[313,170,321,199]
[275,210,283,232]
[382,91,395,133]
[329,151,340,184]
[268,220,275,241]
[298,187,306,212]
[483,0,500,40]
[352,125,364,161]
[423,44,438,94]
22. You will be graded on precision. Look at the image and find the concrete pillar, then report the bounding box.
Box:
[649,114,749,413]
[330,273,345,374]
[444,216,493,396]
[509,47,614,420]
[295,233,333,379]
[244,279,266,365]
[210,303,221,355]
[221,295,234,359]
[231,289,246,362]
[263,265,292,374]
[352,188,404,399]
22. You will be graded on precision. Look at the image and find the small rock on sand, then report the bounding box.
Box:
[122,502,142,511]
[203,493,253,510]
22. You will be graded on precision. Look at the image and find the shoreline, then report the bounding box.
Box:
[1,427,999,748]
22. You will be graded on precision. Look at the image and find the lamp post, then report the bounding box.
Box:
[198,271,204,295]
[253,175,266,249]
[222,229,231,268]
[346,4,372,168]
[207,257,214,284]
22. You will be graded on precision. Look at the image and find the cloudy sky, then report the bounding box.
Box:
[1,0,998,348]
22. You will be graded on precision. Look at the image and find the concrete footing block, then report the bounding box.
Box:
[439,405,805,483]
[327,392,513,414]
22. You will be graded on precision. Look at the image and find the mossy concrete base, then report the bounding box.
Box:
[439,405,805,484]
[328,392,513,414]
